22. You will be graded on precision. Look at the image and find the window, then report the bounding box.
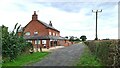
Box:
[49,32,51,35]
[53,33,55,36]
[25,32,30,36]
[42,40,46,44]
[35,40,40,44]
[34,31,38,35]
[27,40,32,43]
[56,33,57,36]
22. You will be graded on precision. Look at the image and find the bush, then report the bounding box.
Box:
[85,40,119,66]
[2,24,33,62]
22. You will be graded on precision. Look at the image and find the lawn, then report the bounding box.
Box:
[2,52,49,67]
[76,46,103,67]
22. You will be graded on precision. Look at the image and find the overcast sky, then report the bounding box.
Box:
[0,0,119,40]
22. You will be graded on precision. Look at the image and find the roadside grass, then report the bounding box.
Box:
[0,64,1,68]
[2,52,49,67]
[76,46,103,67]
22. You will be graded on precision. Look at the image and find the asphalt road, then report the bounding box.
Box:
[29,43,85,66]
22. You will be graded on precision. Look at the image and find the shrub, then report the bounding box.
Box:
[85,40,119,66]
[2,24,33,62]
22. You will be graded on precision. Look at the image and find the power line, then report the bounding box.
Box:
[92,9,102,40]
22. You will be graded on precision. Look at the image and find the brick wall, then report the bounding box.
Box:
[48,29,60,36]
[24,20,48,36]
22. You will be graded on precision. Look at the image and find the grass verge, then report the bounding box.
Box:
[2,52,49,67]
[76,46,103,66]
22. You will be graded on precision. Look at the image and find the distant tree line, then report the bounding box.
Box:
[65,35,87,42]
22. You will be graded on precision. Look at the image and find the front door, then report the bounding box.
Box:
[50,41,53,47]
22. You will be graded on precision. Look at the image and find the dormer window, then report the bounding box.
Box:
[25,32,30,36]
[34,31,38,35]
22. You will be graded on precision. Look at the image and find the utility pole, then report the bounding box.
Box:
[92,10,102,40]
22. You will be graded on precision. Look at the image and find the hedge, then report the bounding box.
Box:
[84,40,120,66]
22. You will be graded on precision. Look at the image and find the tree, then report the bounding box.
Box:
[0,26,1,57]
[74,38,80,41]
[65,36,68,39]
[69,36,74,42]
[80,35,87,41]
[2,25,10,58]
[2,23,33,62]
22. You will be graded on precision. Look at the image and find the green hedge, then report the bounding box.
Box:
[84,40,119,66]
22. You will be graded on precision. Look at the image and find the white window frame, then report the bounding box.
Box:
[25,32,30,36]
[35,40,40,44]
[42,40,46,44]
[53,32,55,36]
[49,32,51,35]
[34,31,38,35]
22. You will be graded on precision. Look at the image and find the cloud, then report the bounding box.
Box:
[0,1,118,40]
[28,0,120,2]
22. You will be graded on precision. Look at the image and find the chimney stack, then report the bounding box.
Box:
[32,11,38,20]
[49,21,52,26]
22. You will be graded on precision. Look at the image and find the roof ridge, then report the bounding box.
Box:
[37,20,59,32]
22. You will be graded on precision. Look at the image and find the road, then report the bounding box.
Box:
[29,43,85,66]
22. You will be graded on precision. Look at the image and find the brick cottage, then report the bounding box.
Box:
[18,11,71,51]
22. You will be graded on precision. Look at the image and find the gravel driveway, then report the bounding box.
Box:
[29,43,85,66]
